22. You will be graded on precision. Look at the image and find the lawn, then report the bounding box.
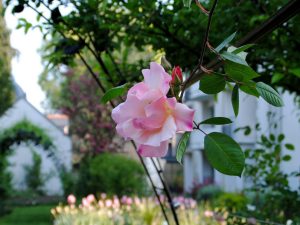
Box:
[0,205,54,225]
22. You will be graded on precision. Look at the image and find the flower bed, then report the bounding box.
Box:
[52,194,221,225]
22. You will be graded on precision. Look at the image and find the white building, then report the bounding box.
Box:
[182,83,300,193]
[0,81,72,196]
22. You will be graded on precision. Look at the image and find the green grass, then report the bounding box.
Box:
[0,205,54,225]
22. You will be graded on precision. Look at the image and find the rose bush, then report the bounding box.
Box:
[112,62,194,157]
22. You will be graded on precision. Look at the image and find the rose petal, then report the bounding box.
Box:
[137,140,169,157]
[144,96,168,118]
[116,119,141,140]
[174,103,195,132]
[128,82,148,99]
[142,62,171,95]
[136,116,176,146]
[112,95,145,123]
[166,97,176,109]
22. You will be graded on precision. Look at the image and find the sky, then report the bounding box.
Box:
[5,8,46,112]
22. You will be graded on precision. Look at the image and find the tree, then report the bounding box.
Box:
[59,70,118,155]
[0,1,14,116]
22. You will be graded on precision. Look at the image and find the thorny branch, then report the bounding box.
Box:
[179,0,219,101]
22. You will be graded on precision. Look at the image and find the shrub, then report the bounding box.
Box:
[215,193,248,212]
[0,154,12,216]
[23,150,44,195]
[59,169,76,197]
[196,185,223,202]
[75,153,147,197]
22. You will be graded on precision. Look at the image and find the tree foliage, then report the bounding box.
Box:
[0,1,14,116]
[6,0,299,93]
[59,70,118,155]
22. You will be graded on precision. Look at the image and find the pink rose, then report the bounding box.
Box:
[112,62,194,157]
[67,194,76,205]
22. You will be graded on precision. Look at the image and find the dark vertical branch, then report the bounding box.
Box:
[106,50,125,79]
[180,0,219,101]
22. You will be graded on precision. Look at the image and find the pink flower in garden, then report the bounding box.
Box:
[86,194,95,203]
[112,62,194,157]
[98,200,104,208]
[105,199,113,208]
[126,197,133,205]
[113,196,120,208]
[121,196,128,204]
[204,210,214,218]
[101,193,107,199]
[82,197,89,207]
[67,194,76,205]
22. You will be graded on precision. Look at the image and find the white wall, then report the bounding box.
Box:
[0,99,72,195]
[277,93,300,190]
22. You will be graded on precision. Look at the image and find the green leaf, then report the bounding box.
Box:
[282,155,291,161]
[244,126,251,136]
[199,73,226,94]
[101,84,128,104]
[232,84,239,117]
[239,81,259,97]
[24,22,32,34]
[200,117,232,125]
[271,72,284,84]
[176,132,191,164]
[225,61,260,82]
[215,32,237,52]
[278,134,285,142]
[12,4,24,14]
[285,143,295,150]
[183,0,192,7]
[204,132,245,176]
[290,68,300,78]
[232,44,255,54]
[256,82,284,107]
[221,52,248,66]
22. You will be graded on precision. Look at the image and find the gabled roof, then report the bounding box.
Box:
[12,78,26,100]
